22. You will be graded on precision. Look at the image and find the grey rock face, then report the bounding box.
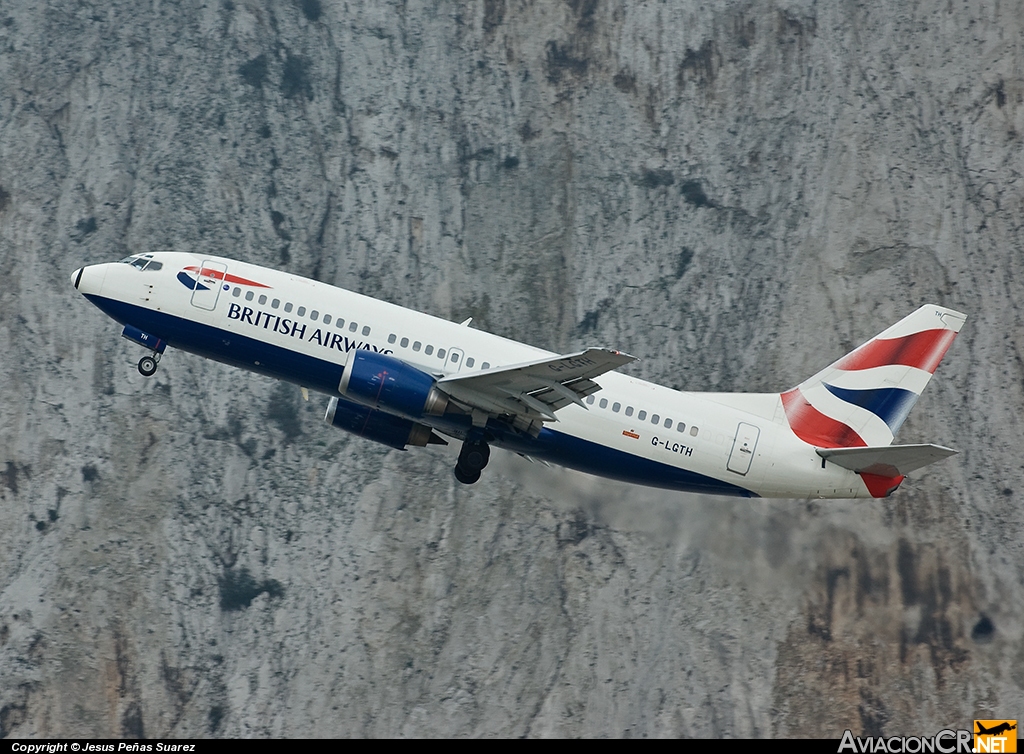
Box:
[1,0,1022,737]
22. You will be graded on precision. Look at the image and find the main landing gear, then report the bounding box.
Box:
[137,354,159,377]
[454,437,490,485]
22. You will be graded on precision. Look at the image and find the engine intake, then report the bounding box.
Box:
[339,350,449,418]
[325,397,435,449]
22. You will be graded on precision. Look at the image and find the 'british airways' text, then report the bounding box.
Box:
[227,303,393,355]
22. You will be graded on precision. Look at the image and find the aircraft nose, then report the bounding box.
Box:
[71,267,84,290]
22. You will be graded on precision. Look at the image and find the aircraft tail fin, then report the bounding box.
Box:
[781,305,966,448]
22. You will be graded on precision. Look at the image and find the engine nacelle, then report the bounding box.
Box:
[339,350,449,418]
[325,397,434,450]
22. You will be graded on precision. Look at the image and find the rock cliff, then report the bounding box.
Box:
[1,0,1021,737]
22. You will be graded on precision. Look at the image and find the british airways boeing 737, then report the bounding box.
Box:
[71,253,966,498]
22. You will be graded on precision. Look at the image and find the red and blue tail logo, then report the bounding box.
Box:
[177,265,272,292]
[782,305,965,448]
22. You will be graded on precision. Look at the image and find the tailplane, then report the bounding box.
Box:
[781,305,966,448]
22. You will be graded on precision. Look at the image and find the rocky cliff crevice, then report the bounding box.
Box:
[1,0,1021,737]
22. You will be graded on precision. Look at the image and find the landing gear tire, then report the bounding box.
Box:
[461,441,490,472]
[454,439,490,484]
[138,355,158,377]
[454,465,481,485]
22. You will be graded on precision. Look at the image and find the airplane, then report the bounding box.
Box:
[71,252,966,498]
[976,723,1017,737]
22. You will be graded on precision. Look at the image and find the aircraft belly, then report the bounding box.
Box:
[512,428,757,497]
[83,296,346,395]
[493,409,755,496]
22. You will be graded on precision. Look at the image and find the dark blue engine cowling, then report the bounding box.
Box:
[325,397,433,449]
[339,350,449,418]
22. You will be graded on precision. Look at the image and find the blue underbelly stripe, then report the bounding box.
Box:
[518,428,756,497]
[85,295,345,394]
[86,296,757,497]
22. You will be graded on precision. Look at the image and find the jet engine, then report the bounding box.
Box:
[339,350,449,418]
[325,396,444,450]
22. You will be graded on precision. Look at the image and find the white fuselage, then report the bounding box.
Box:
[73,252,874,499]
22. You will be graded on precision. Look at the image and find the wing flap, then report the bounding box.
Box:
[438,348,636,426]
[816,443,958,476]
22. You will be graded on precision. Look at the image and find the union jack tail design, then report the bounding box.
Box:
[782,305,966,449]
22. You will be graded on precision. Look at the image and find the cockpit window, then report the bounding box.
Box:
[120,255,161,271]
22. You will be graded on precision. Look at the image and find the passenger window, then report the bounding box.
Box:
[400,337,409,348]
[362,326,370,336]
[438,348,446,359]
[349,322,358,332]
[245,291,254,301]
[388,334,397,344]
[450,352,459,362]
[638,410,647,421]
[482,362,490,369]
[651,414,660,424]
[690,426,699,436]
[466,357,475,367]
[271,298,280,309]
[425,345,434,355]
[625,406,634,417]
[612,402,620,412]
[586,396,595,405]
[600,398,608,409]
[232,288,241,297]
[677,422,686,433]
[310,310,319,321]
[297,306,306,317]
[335,318,345,328]
[413,341,421,351]
[258,295,267,305]
[284,302,293,313]
[664,418,672,428]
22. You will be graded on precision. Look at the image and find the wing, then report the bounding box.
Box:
[816,443,958,477]
[437,347,636,432]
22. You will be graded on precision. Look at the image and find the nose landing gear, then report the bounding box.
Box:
[454,438,490,485]
[122,325,166,377]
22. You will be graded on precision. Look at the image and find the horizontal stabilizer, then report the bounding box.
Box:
[816,443,958,477]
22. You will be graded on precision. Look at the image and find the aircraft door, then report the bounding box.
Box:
[190,260,227,311]
[445,347,465,373]
[727,422,760,475]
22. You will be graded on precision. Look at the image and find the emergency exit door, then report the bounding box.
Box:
[727,422,760,475]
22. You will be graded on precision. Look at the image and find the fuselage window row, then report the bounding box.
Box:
[585,395,697,436]
[230,289,360,334]
[391,333,471,367]
[224,303,475,370]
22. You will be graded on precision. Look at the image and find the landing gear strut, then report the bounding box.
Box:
[123,325,166,377]
[454,438,490,485]
[138,354,159,377]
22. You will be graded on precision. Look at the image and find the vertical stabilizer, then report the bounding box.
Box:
[781,305,966,448]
